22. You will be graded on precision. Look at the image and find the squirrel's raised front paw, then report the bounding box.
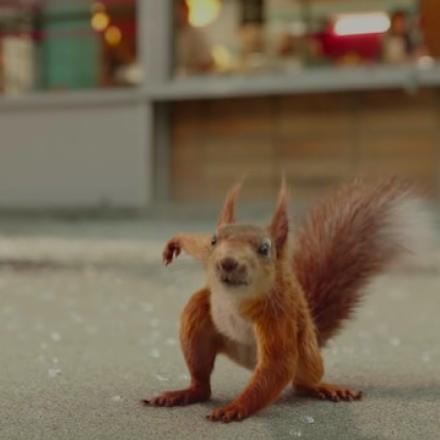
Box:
[162,238,181,265]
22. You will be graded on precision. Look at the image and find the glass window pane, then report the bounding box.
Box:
[173,0,436,77]
[0,0,140,95]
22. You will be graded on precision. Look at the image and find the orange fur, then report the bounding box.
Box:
[147,288,222,406]
[163,234,211,265]
[217,182,242,226]
[294,178,419,345]
[147,178,424,422]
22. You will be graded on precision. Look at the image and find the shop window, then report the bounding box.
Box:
[0,0,140,95]
[173,0,435,77]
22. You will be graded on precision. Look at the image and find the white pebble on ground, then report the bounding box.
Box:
[389,337,401,347]
[155,374,169,382]
[150,349,160,358]
[48,368,61,379]
[50,332,61,342]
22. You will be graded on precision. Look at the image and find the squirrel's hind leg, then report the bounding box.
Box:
[293,341,362,402]
[146,288,223,407]
[296,383,362,402]
[293,320,362,402]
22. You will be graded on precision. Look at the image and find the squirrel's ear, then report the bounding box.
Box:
[270,179,289,253]
[217,182,242,227]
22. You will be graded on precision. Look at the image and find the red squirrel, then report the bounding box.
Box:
[145,178,427,423]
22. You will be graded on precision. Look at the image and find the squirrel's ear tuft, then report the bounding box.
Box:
[270,178,290,253]
[217,182,242,227]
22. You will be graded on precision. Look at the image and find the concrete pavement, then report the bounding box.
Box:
[0,218,439,440]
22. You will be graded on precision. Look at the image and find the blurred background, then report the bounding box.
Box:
[1,3,440,439]
[0,0,438,211]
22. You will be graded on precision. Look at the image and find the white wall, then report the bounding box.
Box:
[0,98,151,209]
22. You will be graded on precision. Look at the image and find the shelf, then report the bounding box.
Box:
[0,64,438,110]
[148,64,440,101]
[0,88,145,111]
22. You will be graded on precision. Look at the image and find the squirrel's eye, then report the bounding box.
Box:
[211,235,218,246]
[258,240,271,256]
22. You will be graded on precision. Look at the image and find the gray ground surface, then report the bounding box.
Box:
[1,218,439,440]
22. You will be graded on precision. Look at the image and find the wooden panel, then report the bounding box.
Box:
[355,157,438,194]
[421,0,440,57]
[170,90,440,203]
[358,89,438,133]
[207,97,275,138]
[171,101,208,141]
[278,136,352,158]
[278,93,353,136]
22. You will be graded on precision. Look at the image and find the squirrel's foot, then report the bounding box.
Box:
[296,383,362,402]
[144,386,210,407]
[162,238,181,265]
[207,402,248,423]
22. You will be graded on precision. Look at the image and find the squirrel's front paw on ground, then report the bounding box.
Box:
[144,386,210,407]
[207,403,248,423]
[162,238,181,265]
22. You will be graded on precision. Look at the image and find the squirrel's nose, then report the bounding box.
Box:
[220,257,239,273]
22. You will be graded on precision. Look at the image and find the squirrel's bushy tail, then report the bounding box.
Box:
[294,178,431,346]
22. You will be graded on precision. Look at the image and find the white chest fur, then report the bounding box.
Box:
[210,286,256,346]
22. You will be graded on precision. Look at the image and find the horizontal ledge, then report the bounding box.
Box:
[0,88,146,111]
[0,64,438,109]
[148,64,440,101]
